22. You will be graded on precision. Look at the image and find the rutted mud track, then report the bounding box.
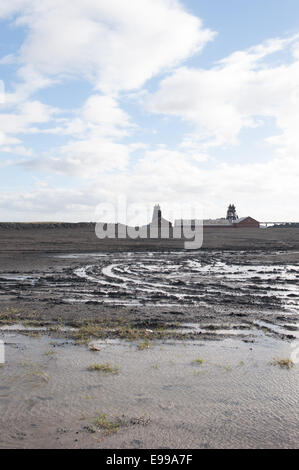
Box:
[0,250,298,342]
[1,251,299,308]
[75,252,299,309]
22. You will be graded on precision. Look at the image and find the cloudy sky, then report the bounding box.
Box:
[0,0,299,222]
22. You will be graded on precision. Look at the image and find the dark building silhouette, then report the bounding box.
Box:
[226,204,238,221]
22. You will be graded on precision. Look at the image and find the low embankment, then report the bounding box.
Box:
[0,223,298,252]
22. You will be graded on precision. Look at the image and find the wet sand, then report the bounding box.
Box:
[0,227,298,448]
[0,333,298,449]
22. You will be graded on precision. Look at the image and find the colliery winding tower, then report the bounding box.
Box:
[226,204,238,222]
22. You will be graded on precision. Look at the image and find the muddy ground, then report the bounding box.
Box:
[0,226,298,448]
[0,224,299,252]
[0,241,298,341]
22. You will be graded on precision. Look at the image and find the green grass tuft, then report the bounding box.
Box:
[270,358,295,369]
[87,362,119,374]
[137,339,150,350]
[93,414,125,435]
[192,358,204,365]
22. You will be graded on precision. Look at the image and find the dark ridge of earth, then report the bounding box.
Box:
[0,225,299,252]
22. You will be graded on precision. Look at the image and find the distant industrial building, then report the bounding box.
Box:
[98,204,260,240]
[150,204,172,229]
[173,204,260,229]
[232,217,260,228]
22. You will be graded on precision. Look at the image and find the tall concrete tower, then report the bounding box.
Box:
[152,204,161,223]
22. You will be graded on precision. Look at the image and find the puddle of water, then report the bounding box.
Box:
[0,324,76,333]
[0,332,298,448]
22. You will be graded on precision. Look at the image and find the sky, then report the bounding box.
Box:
[0,0,299,223]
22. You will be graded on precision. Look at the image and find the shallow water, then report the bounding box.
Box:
[0,332,298,448]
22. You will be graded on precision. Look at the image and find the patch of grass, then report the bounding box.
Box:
[72,323,103,343]
[87,362,119,374]
[192,358,204,365]
[0,308,40,325]
[20,331,42,338]
[48,325,61,333]
[71,320,190,344]
[270,358,294,369]
[0,307,20,324]
[93,414,125,436]
[137,339,150,350]
[93,413,150,436]
[20,361,50,382]
[0,313,201,343]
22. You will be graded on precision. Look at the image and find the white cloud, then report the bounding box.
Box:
[0,0,214,161]
[148,35,299,155]
[21,94,136,175]
[82,95,131,131]
[0,186,96,221]
[0,0,30,19]
[24,137,131,177]
[0,98,58,156]
[0,0,215,185]
[3,148,298,222]
[1,0,215,94]
[1,2,299,222]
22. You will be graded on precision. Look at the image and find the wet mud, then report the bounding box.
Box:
[0,247,298,448]
[0,250,298,342]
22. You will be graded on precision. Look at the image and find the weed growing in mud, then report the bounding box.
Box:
[93,413,151,436]
[20,361,50,382]
[0,308,41,325]
[73,323,103,343]
[93,414,125,436]
[0,307,20,324]
[192,358,204,365]
[48,325,60,333]
[137,339,150,350]
[87,363,119,374]
[71,319,190,344]
[21,331,42,338]
[0,313,195,343]
[270,358,295,369]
